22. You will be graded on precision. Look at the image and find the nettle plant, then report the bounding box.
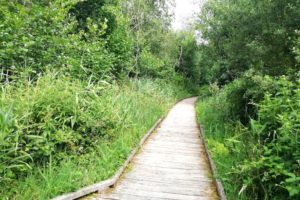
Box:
[236,77,300,199]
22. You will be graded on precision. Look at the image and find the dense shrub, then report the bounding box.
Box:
[0,1,133,82]
[235,77,300,199]
[195,0,300,84]
[0,0,195,199]
[0,73,190,199]
[197,76,300,199]
[194,0,300,199]
[138,49,165,77]
[0,75,116,183]
[204,71,287,125]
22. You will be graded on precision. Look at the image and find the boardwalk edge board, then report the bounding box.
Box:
[195,100,227,200]
[199,125,227,200]
[52,118,164,200]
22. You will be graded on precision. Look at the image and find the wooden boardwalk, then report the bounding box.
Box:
[90,98,219,200]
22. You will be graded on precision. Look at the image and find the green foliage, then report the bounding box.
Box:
[123,0,180,78]
[235,77,300,199]
[0,74,115,184]
[197,76,300,199]
[138,49,164,77]
[0,73,190,199]
[195,0,300,84]
[0,0,134,81]
[197,94,250,200]
[176,33,202,84]
[194,0,300,199]
[197,71,275,125]
[0,0,193,199]
[0,0,186,82]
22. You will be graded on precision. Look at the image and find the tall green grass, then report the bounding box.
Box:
[196,76,300,200]
[196,82,253,200]
[0,73,189,199]
[196,97,250,200]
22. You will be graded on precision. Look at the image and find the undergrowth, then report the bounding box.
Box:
[196,75,300,200]
[196,92,250,200]
[0,73,190,199]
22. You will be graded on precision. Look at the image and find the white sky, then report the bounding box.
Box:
[172,0,206,31]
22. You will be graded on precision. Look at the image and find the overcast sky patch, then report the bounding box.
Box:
[172,0,206,31]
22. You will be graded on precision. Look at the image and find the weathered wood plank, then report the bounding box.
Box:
[113,180,216,196]
[142,148,204,156]
[125,164,208,175]
[101,190,215,200]
[144,143,203,151]
[121,177,214,187]
[140,151,206,160]
[125,166,210,178]
[99,194,174,200]
[124,171,212,182]
[132,160,205,170]
[150,137,201,144]
[120,178,214,189]
[133,155,208,166]
[146,140,202,148]
[115,185,211,196]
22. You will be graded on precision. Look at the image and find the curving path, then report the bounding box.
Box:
[90,97,219,200]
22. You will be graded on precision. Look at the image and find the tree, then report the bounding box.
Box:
[196,0,300,84]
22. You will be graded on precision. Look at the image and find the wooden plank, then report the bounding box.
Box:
[142,146,205,154]
[154,134,200,139]
[144,143,203,150]
[140,151,205,160]
[100,194,172,200]
[113,179,216,196]
[126,164,208,175]
[145,141,203,149]
[120,178,213,189]
[120,178,213,190]
[126,166,209,179]
[133,154,208,166]
[144,143,203,152]
[147,139,201,149]
[157,129,200,133]
[132,160,205,170]
[101,190,216,200]
[124,170,212,182]
[115,185,210,197]
[150,137,201,144]
[53,179,114,200]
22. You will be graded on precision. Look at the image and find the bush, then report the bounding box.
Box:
[205,71,279,125]
[0,1,133,82]
[197,76,300,200]
[235,77,300,199]
[0,73,189,199]
[196,87,250,200]
[138,49,165,78]
[0,74,117,183]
